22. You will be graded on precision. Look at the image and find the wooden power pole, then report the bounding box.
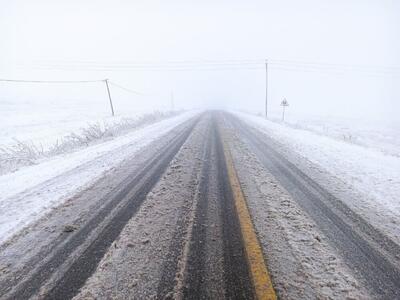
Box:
[265,59,268,118]
[104,79,115,116]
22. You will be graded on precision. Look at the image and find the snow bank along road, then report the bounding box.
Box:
[0,111,398,299]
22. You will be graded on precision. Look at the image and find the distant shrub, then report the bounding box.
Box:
[0,111,181,175]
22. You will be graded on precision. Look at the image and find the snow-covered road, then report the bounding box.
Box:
[0,111,398,299]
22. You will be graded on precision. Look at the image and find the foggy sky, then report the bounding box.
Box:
[1,0,399,121]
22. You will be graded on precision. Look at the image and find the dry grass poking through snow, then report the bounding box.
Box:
[0,111,181,175]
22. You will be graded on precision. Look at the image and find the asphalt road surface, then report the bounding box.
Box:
[0,111,398,299]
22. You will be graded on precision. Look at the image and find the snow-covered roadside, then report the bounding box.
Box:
[0,111,180,175]
[249,110,400,157]
[0,111,199,244]
[233,111,400,244]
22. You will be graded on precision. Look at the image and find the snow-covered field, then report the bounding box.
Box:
[0,81,175,148]
[0,83,158,147]
[0,91,180,174]
[235,111,400,244]
[0,111,198,244]
[251,110,400,157]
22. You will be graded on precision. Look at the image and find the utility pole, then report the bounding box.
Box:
[170,91,175,111]
[265,59,268,118]
[104,79,115,116]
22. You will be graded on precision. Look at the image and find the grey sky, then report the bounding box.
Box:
[1,0,399,120]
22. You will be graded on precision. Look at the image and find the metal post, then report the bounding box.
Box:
[281,98,288,122]
[104,79,115,116]
[265,59,268,118]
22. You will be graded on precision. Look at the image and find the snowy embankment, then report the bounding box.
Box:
[264,111,400,157]
[234,111,400,244]
[0,111,180,175]
[0,111,198,244]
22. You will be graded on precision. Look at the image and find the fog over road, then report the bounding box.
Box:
[0,112,398,299]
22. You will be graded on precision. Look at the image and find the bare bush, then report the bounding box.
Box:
[342,133,357,143]
[0,111,181,175]
[0,139,45,173]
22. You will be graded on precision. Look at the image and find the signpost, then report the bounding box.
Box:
[280,98,289,121]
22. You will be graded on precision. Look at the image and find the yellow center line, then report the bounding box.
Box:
[220,130,277,300]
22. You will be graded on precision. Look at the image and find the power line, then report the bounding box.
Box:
[31,65,265,72]
[25,62,400,77]
[27,58,400,72]
[107,81,145,95]
[270,63,400,75]
[270,59,400,72]
[0,78,148,117]
[0,78,104,83]
[32,58,264,67]
[32,58,400,69]
[269,66,400,78]
[0,77,146,96]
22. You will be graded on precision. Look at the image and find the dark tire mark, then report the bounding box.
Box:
[156,119,213,298]
[181,120,212,298]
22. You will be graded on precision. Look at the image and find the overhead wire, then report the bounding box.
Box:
[107,81,145,95]
[24,59,400,77]
[0,78,149,99]
[29,58,400,69]
[0,78,104,83]
[269,59,400,72]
